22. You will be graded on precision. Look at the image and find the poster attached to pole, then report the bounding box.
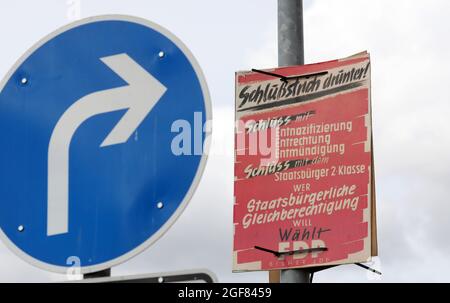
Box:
[233,52,377,271]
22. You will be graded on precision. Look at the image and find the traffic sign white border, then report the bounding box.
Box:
[0,15,212,274]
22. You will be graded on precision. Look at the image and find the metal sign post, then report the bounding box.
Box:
[277,0,309,284]
[278,0,304,67]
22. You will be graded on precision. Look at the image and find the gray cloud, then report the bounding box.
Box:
[1,0,450,282]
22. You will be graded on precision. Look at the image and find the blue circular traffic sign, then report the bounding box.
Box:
[0,15,210,273]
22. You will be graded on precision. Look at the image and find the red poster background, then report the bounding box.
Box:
[233,53,373,271]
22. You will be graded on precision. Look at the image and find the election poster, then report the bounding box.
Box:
[233,52,377,271]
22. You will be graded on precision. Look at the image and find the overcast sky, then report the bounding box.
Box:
[0,0,449,282]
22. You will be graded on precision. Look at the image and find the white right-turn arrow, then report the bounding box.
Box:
[47,53,167,236]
